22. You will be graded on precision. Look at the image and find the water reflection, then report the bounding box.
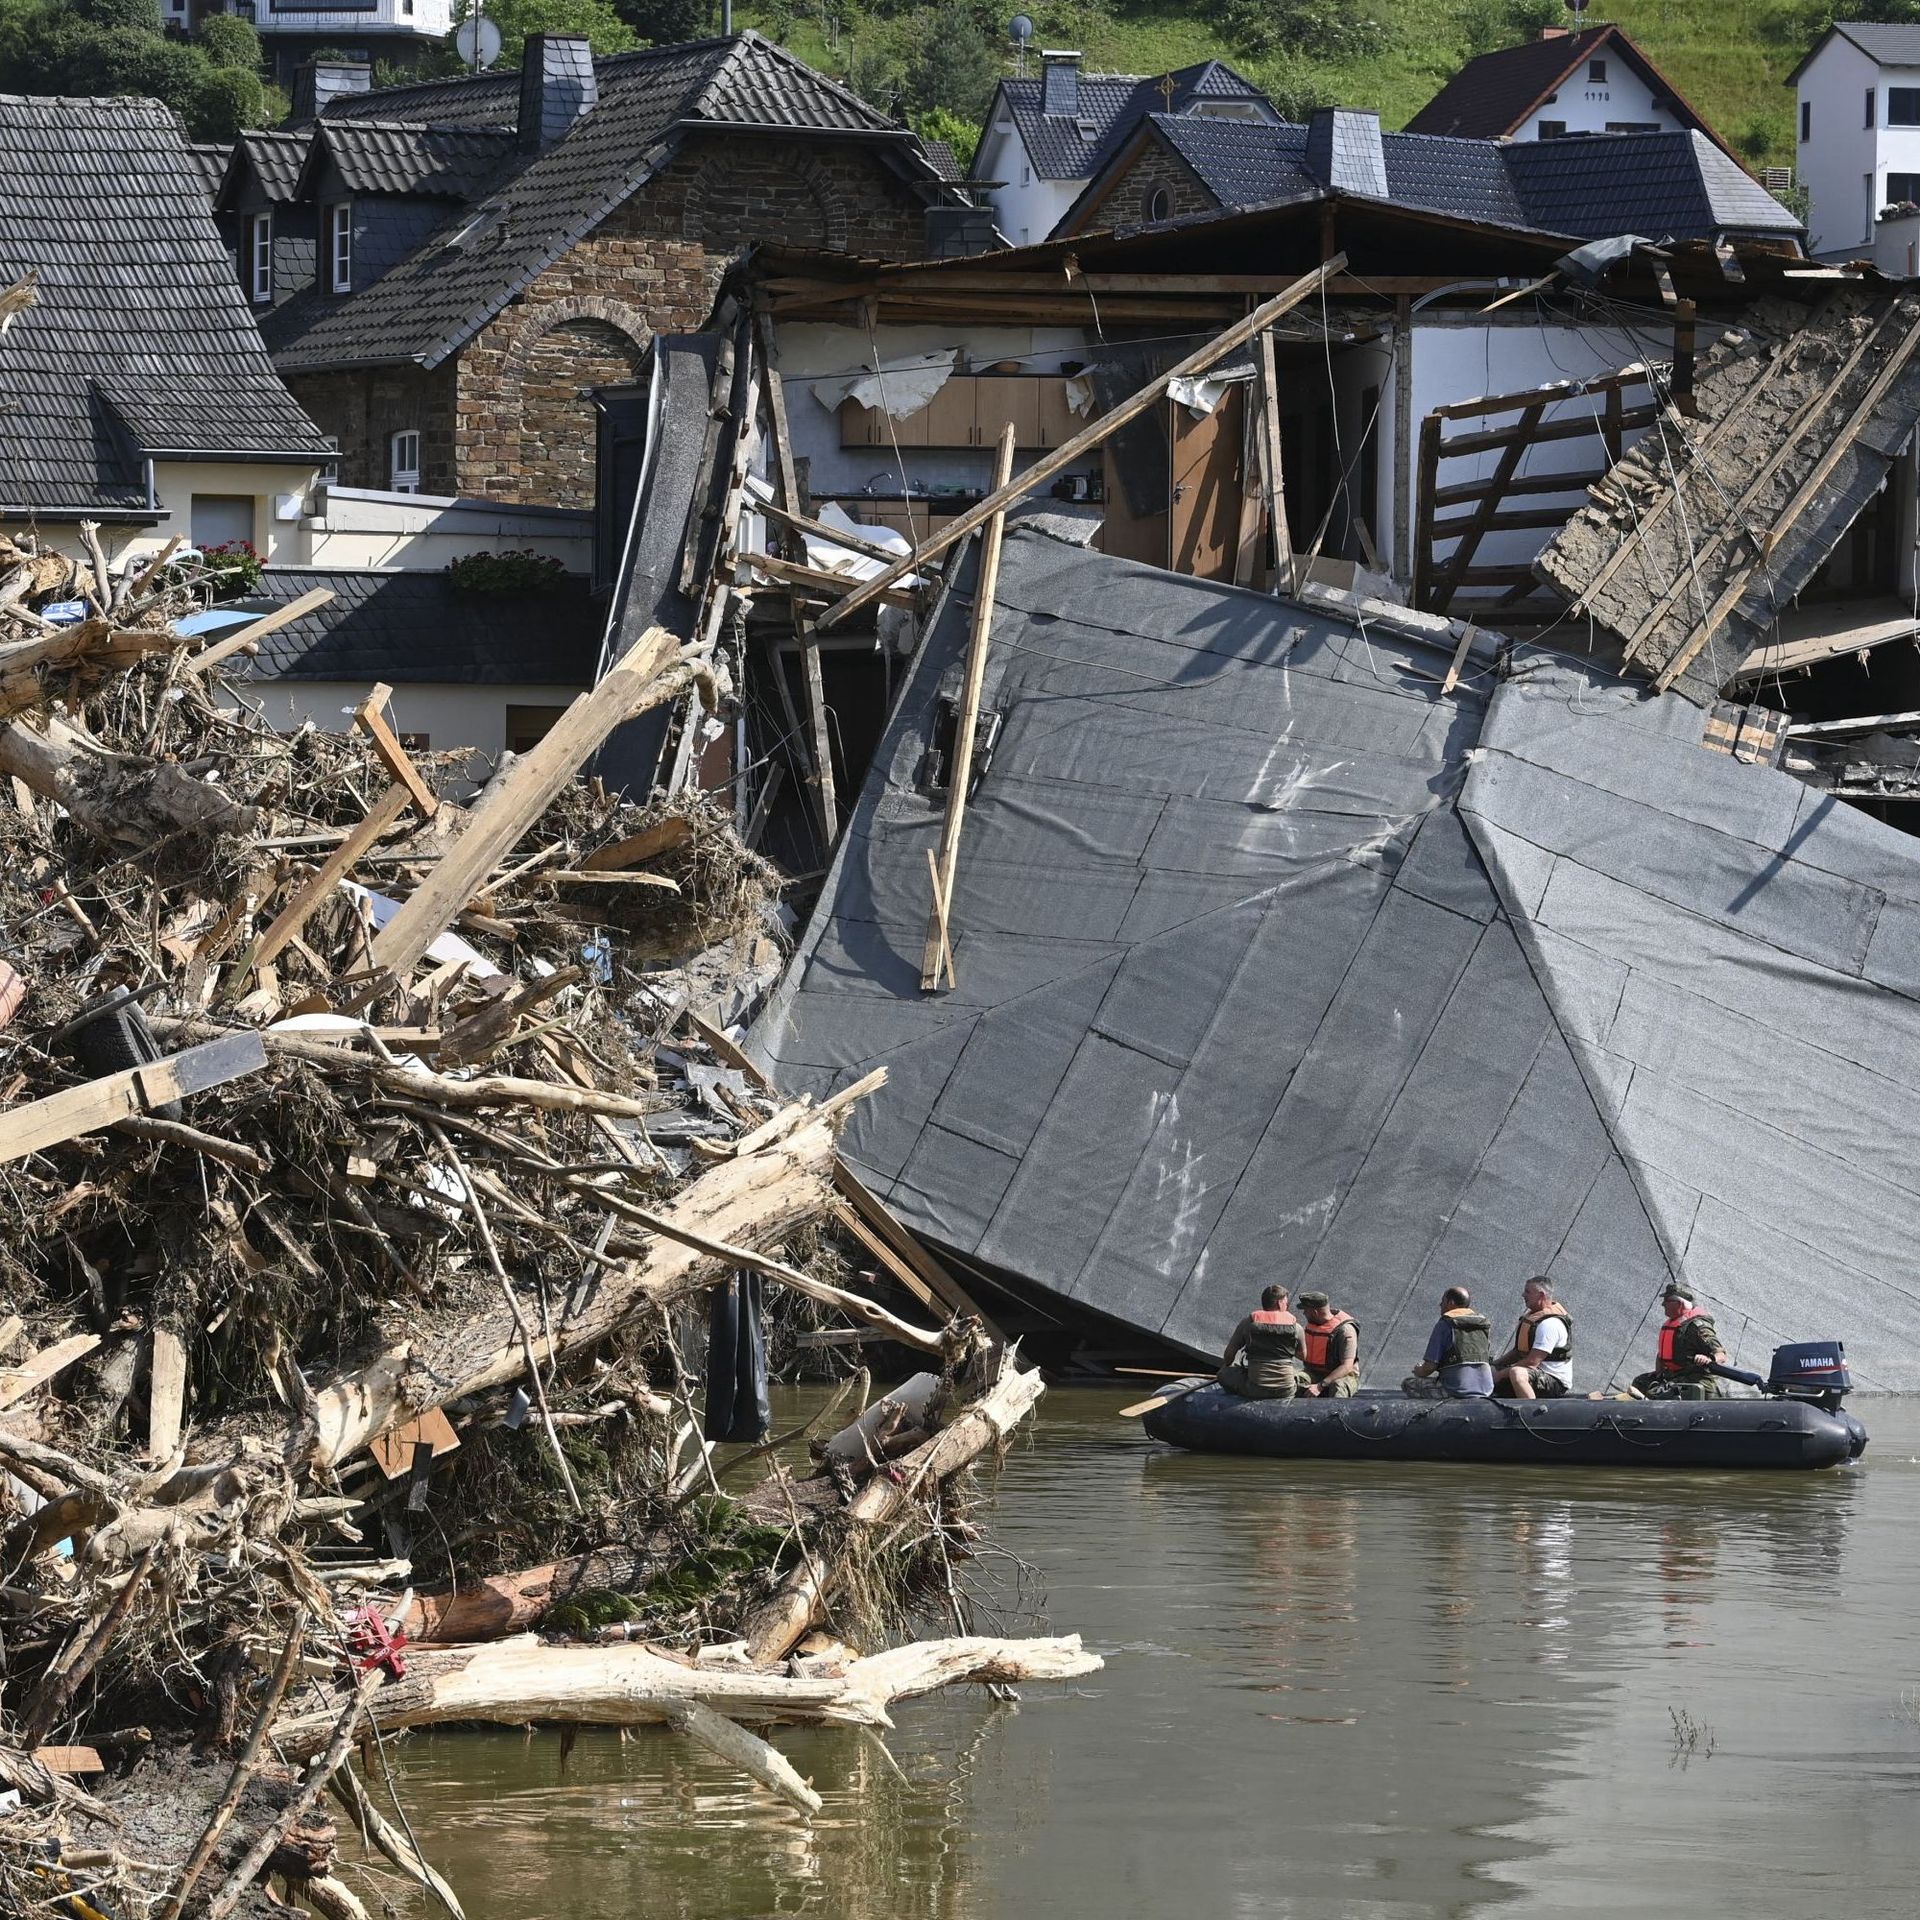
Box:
[377,1393,1920,1920]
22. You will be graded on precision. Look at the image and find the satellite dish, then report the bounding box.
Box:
[1009,14,1034,43]
[1564,0,1589,13]
[456,14,502,68]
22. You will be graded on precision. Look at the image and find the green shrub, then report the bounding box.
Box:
[448,548,570,594]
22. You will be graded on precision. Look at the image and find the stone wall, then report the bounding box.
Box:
[284,362,459,495]
[1083,139,1215,231]
[452,133,929,507]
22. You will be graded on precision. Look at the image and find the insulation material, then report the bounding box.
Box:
[753,531,1920,1391]
[810,350,956,417]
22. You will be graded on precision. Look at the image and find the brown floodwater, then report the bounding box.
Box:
[374,1387,1920,1919]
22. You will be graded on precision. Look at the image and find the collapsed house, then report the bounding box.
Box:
[748,527,1920,1391]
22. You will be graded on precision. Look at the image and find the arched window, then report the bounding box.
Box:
[1146,185,1171,223]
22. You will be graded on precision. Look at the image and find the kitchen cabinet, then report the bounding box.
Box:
[838,373,1078,450]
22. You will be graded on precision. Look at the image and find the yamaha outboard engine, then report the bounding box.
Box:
[1766,1341,1852,1410]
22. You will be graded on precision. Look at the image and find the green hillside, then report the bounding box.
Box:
[737,0,1831,171]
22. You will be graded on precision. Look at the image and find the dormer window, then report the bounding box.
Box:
[328,202,352,293]
[247,212,272,305]
[390,429,421,494]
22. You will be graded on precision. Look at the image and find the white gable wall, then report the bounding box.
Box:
[1513,55,1678,139]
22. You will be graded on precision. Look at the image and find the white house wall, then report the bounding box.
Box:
[1512,58,1677,138]
[1794,36,1920,257]
[301,487,595,572]
[973,112,1086,245]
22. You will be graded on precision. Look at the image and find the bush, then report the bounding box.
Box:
[451,0,636,65]
[65,0,150,29]
[1206,0,1385,63]
[1461,0,1559,59]
[198,540,263,597]
[197,12,260,71]
[448,548,569,594]
[611,0,709,42]
[913,103,980,170]
[191,63,267,139]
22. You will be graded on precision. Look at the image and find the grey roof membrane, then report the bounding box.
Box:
[750,530,1920,1390]
[0,94,332,514]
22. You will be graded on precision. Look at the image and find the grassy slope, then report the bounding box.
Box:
[740,0,1814,168]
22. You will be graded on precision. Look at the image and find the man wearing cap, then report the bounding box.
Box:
[1297,1292,1361,1397]
[1632,1284,1726,1398]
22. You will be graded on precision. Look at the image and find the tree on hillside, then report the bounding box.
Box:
[1205,0,1385,65]
[1462,0,1559,58]
[451,0,637,63]
[613,0,711,43]
[907,2,997,123]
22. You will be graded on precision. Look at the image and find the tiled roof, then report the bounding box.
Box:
[187,142,229,198]
[235,129,310,203]
[1502,129,1798,241]
[322,69,523,132]
[304,120,516,199]
[272,33,927,375]
[0,94,332,515]
[985,59,1268,181]
[231,567,600,683]
[922,138,963,182]
[1405,25,1616,137]
[1094,115,1797,245]
[1825,22,1920,70]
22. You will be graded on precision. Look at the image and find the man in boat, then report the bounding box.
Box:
[1296,1292,1361,1397]
[1217,1285,1303,1399]
[1493,1277,1572,1400]
[1406,1286,1495,1397]
[1632,1283,1726,1398]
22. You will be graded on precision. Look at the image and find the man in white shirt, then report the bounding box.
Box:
[1494,1277,1572,1400]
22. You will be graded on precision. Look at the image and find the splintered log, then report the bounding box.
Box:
[309,1110,840,1467]
[743,1356,1046,1665]
[271,1633,1103,1760]
[397,1546,657,1644]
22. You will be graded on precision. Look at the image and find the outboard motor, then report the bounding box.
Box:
[1765,1340,1852,1410]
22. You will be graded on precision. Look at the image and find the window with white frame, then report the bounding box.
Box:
[328,203,352,293]
[248,213,272,304]
[390,429,421,494]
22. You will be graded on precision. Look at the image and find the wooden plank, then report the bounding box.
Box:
[1732,601,1920,681]
[754,498,902,567]
[1654,307,1920,692]
[758,314,802,526]
[1429,401,1545,611]
[1441,620,1478,697]
[0,1332,102,1410]
[369,1405,460,1480]
[1429,504,1590,537]
[746,552,918,608]
[800,636,838,849]
[1392,295,1414,586]
[33,1746,105,1777]
[0,1313,21,1358]
[921,425,1016,991]
[147,1327,186,1460]
[1427,363,1660,421]
[831,1159,999,1332]
[683,1005,774,1092]
[580,816,693,872]
[1437,405,1657,462]
[252,782,413,971]
[354,683,439,820]
[829,1198,946,1321]
[370,625,681,982]
[1412,410,1443,612]
[184,587,334,677]
[815,256,1347,631]
[1258,325,1293,588]
[0,1032,267,1168]
[1786,707,1920,737]
[1431,470,1598,509]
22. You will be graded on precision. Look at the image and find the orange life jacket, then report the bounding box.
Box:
[1301,1310,1354,1376]
[1656,1307,1705,1373]
[1250,1309,1298,1330]
[1514,1302,1572,1362]
[1241,1308,1301,1380]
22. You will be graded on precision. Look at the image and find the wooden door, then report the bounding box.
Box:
[1170,387,1247,581]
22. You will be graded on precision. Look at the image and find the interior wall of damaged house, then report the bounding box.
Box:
[9,16,1920,1920]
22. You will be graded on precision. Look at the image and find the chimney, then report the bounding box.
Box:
[1041,49,1081,119]
[518,34,598,152]
[291,58,372,123]
[1305,107,1388,200]
[1538,24,1569,36]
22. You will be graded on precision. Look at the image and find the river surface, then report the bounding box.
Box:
[378,1388,1920,1919]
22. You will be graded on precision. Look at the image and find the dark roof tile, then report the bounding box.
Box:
[306,121,516,198]
[0,94,332,515]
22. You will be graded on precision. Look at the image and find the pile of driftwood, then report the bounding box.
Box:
[0,563,1089,1918]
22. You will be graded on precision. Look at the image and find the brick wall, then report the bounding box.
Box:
[1087,140,1216,230]
[453,133,929,507]
[284,362,459,495]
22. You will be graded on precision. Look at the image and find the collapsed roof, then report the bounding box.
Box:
[750,528,1920,1391]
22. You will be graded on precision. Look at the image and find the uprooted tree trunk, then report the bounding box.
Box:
[743,1353,1047,1665]
[308,1110,841,1469]
[397,1546,657,1645]
[273,1633,1101,1762]
[0,711,260,844]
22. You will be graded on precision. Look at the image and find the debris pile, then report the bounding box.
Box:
[0,585,1089,1918]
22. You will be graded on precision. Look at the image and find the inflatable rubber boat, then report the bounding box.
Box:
[1143,1384,1867,1470]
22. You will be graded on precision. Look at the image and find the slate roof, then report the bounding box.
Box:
[1788,21,1920,84]
[1086,115,1797,244]
[232,129,310,204]
[980,59,1269,181]
[0,94,332,516]
[321,69,523,132]
[231,567,600,683]
[752,531,1920,1390]
[922,138,963,182]
[188,142,230,198]
[271,34,931,375]
[301,121,516,199]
